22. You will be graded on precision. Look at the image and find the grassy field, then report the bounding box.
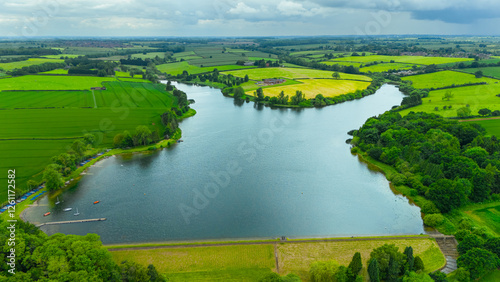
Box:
[399,83,500,118]
[131,52,165,59]
[157,62,255,75]
[110,245,275,281]
[468,205,500,235]
[251,79,371,99]
[41,54,80,59]
[39,69,69,74]
[0,90,93,109]
[277,238,444,281]
[444,202,500,237]
[460,66,500,79]
[332,55,473,65]
[0,75,118,90]
[0,58,65,71]
[360,63,414,73]
[225,67,372,81]
[320,61,363,68]
[470,119,500,137]
[401,70,497,89]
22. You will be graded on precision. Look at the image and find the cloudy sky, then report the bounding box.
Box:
[1,0,500,37]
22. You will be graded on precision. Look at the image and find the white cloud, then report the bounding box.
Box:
[228,2,258,14]
[277,1,308,16]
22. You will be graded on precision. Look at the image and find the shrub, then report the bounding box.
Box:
[423,213,444,227]
[420,201,440,214]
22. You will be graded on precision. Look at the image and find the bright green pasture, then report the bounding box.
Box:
[460,67,500,79]
[0,75,118,90]
[479,270,500,282]
[240,79,303,92]
[157,62,255,75]
[332,55,473,65]
[225,67,372,81]
[399,83,500,118]
[131,52,165,59]
[93,81,175,108]
[0,139,75,203]
[0,58,65,71]
[110,245,275,282]
[115,71,132,77]
[469,205,500,235]
[252,79,370,99]
[0,90,93,109]
[472,119,500,137]
[39,69,69,74]
[320,61,363,68]
[401,71,496,89]
[360,63,414,73]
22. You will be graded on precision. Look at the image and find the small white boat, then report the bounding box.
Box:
[63,208,72,212]
[55,197,60,205]
[74,208,80,216]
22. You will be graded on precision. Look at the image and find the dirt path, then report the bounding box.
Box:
[107,236,431,252]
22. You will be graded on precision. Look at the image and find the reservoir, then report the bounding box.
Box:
[24,83,425,244]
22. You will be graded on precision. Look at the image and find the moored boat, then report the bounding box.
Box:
[43,212,50,216]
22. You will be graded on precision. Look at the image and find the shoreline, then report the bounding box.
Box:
[16,109,197,224]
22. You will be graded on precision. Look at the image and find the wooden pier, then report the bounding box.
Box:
[37,218,106,227]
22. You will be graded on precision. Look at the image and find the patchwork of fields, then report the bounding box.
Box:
[157,61,255,75]
[256,79,371,99]
[360,63,414,73]
[331,55,473,65]
[0,58,64,71]
[401,70,497,89]
[461,66,500,79]
[225,67,372,81]
[0,75,118,90]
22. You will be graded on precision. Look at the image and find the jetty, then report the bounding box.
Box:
[36,218,106,227]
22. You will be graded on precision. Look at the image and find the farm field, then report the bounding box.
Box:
[360,63,414,73]
[41,54,80,59]
[131,52,165,59]
[110,245,275,281]
[0,75,118,90]
[470,119,500,137]
[157,62,255,75]
[399,83,500,118]
[460,66,500,79]
[252,79,371,99]
[239,79,303,93]
[277,238,444,281]
[401,70,497,89]
[320,61,363,68]
[332,55,473,65]
[225,67,372,81]
[0,58,65,71]
[0,90,93,109]
[39,69,69,74]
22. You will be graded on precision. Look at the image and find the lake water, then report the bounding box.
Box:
[24,83,424,244]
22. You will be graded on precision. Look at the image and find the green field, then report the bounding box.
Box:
[0,58,65,71]
[471,119,500,137]
[401,70,497,89]
[0,75,118,90]
[110,245,275,281]
[41,54,80,59]
[460,67,500,79]
[469,205,500,235]
[360,63,414,73]
[157,62,255,75]
[253,79,371,99]
[0,80,177,203]
[278,239,444,281]
[399,83,500,118]
[131,52,166,59]
[320,61,363,68]
[225,67,372,81]
[332,55,473,65]
[39,69,69,74]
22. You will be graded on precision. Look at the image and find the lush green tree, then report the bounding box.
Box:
[244,74,249,82]
[403,246,414,272]
[233,86,245,100]
[426,178,470,213]
[442,90,454,101]
[475,70,483,78]
[454,267,471,282]
[332,72,340,79]
[83,133,96,145]
[484,237,500,257]
[368,259,380,282]
[428,271,447,282]
[43,165,64,191]
[161,110,179,137]
[386,256,399,282]
[457,107,472,118]
[347,252,362,281]
[290,90,305,105]
[458,234,484,255]
[402,271,433,282]
[277,91,289,104]
[457,248,500,279]
[71,139,87,157]
[335,266,350,282]
[413,256,424,272]
[134,125,152,146]
[120,260,150,281]
[255,87,264,101]
[113,133,125,148]
[478,108,492,117]
[310,260,340,282]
